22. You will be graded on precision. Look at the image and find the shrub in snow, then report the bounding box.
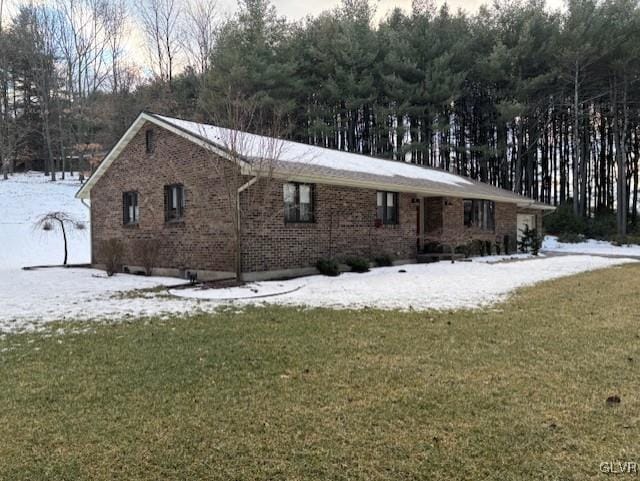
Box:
[585,208,617,240]
[374,255,393,267]
[345,257,370,273]
[557,232,585,244]
[316,258,340,277]
[518,225,543,256]
[33,211,85,266]
[102,238,125,276]
[544,202,586,235]
[133,239,160,276]
[611,234,640,247]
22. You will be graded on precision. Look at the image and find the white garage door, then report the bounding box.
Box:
[517,214,536,242]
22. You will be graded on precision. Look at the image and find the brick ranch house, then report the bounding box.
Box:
[76,112,554,281]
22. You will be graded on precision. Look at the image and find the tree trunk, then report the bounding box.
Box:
[573,63,581,216]
[59,219,68,265]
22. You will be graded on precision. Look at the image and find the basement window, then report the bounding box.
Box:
[376,191,399,225]
[164,184,185,222]
[464,199,495,231]
[145,129,155,154]
[123,191,139,225]
[284,183,314,223]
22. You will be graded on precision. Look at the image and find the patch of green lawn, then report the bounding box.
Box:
[1,264,640,480]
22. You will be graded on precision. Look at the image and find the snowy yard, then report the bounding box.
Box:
[543,235,640,257]
[1,172,639,333]
[171,255,635,311]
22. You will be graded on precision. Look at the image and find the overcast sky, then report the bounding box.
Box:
[216,0,565,21]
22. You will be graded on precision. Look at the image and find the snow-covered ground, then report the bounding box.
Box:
[543,236,640,257]
[0,172,638,333]
[0,172,90,268]
[0,173,210,333]
[171,255,634,311]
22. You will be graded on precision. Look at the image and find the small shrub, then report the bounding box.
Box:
[102,238,125,276]
[585,208,617,239]
[374,254,393,267]
[316,258,340,277]
[477,239,488,256]
[133,239,160,276]
[468,239,483,257]
[503,234,514,255]
[518,226,543,255]
[424,242,444,254]
[611,235,640,246]
[345,257,370,273]
[624,235,640,246]
[455,243,471,257]
[557,232,584,244]
[530,229,543,255]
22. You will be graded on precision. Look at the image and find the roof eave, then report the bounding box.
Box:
[262,169,555,207]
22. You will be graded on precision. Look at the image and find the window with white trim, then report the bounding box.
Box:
[376,191,399,225]
[164,184,185,222]
[284,183,314,223]
[123,191,139,225]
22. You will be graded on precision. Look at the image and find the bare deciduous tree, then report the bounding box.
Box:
[34,211,86,265]
[198,93,317,281]
[181,0,218,74]
[138,0,181,88]
[199,96,284,281]
[30,6,59,181]
[55,0,114,178]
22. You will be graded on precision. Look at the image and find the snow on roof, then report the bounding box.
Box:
[77,112,553,209]
[154,114,473,188]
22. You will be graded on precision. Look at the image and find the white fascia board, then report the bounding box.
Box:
[268,170,548,206]
[76,113,147,199]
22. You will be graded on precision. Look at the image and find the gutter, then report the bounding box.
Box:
[81,199,90,209]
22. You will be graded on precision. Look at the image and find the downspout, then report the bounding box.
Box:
[236,177,258,280]
[80,198,91,266]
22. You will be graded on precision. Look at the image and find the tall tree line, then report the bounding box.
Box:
[1,0,640,233]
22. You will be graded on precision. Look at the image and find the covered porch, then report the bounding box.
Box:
[414,196,527,258]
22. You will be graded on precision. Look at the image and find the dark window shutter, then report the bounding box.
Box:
[394,193,400,224]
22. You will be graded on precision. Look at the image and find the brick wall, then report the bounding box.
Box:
[90,120,537,277]
[239,179,418,273]
[91,124,237,273]
[424,197,518,251]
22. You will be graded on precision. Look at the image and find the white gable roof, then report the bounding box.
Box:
[153,114,473,188]
[76,112,554,211]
